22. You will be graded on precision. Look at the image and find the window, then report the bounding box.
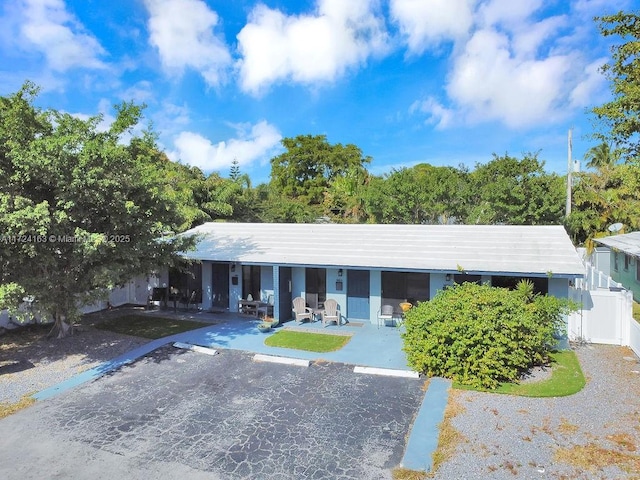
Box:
[305,268,326,303]
[453,274,482,285]
[242,265,261,300]
[491,276,548,295]
[381,271,430,305]
[624,254,630,271]
[614,252,619,271]
[168,263,202,295]
[637,259,640,281]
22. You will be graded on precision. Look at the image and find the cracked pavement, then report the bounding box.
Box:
[0,346,426,479]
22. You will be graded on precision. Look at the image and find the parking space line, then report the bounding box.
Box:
[173,342,218,356]
[353,366,420,378]
[253,354,310,367]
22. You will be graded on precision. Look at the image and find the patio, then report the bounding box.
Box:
[146,308,412,372]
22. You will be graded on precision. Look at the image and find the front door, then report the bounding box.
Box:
[347,270,369,320]
[278,267,292,321]
[212,263,230,309]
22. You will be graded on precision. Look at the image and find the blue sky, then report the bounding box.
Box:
[0,0,632,184]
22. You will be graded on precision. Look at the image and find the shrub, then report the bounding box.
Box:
[401,282,575,389]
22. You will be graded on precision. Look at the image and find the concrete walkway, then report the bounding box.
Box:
[33,311,450,473]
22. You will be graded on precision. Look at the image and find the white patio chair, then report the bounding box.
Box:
[322,299,340,327]
[377,304,395,328]
[292,297,313,324]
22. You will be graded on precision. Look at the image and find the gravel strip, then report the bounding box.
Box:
[0,326,148,404]
[434,344,640,479]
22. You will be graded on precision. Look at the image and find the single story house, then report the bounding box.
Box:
[165,223,584,324]
[593,232,640,302]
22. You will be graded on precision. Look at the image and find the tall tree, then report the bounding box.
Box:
[592,11,640,161]
[269,135,372,209]
[229,158,241,181]
[465,153,565,225]
[0,82,193,337]
[364,164,469,225]
[364,168,427,224]
[584,142,620,169]
[323,165,370,222]
[567,163,640,245]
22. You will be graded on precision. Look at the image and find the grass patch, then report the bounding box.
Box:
[634,302,640,322]
[0,394,36,419]
[93,315,206,339]
[429,389,466,475]
[454,350,586,397]
[264,330,350,352]
[392,468,427,480]
[554,443,640,474]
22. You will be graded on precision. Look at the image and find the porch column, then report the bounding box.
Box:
[370,270,381,323]
[201,261,212,310]
[273,265,280,321]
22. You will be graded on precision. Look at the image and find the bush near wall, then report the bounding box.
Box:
[402,282,575,389]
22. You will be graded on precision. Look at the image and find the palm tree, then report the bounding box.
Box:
[584,142,620,169]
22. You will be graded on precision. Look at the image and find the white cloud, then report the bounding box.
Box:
[410,97,454,129]
[511,15,568,57]
[236,0,389,95]
[120,81,156,104]
[477,0,543,28]
[390,0,475,54]
[446,29,572,128]
[20,0,106,71]
[573,0,632,16]
[143,0,231,86]
[406,1,606,130]
[569,58,607,108]
[168,121,283,171]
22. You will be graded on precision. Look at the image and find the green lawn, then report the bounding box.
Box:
[455,350,586,397]
[264,330,351,352]
[633,302,640,322]
[93,315,207,339]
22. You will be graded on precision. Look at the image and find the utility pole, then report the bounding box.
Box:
[566,128,572,217]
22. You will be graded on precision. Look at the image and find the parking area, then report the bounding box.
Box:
[0,346,426,479]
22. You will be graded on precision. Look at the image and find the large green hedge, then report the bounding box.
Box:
[402,282,575,389]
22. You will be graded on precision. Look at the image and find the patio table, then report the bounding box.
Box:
[238,300,266,317]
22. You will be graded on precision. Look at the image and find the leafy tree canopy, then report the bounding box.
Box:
[269,134,371,207]
[592,11,640,161]
[465,153,565,225]
[567,162,640,245]
[0,82,194,337]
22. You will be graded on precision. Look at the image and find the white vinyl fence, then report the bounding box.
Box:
[569,280,640,359]
[575,261,623,291]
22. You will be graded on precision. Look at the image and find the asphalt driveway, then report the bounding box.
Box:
[0,346,426,479]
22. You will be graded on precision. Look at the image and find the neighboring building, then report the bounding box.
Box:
[167,223,584,324]
[593,232,640,302]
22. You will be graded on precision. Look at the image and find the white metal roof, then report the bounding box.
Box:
[180,223,585,278]
[594,232,640,257]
